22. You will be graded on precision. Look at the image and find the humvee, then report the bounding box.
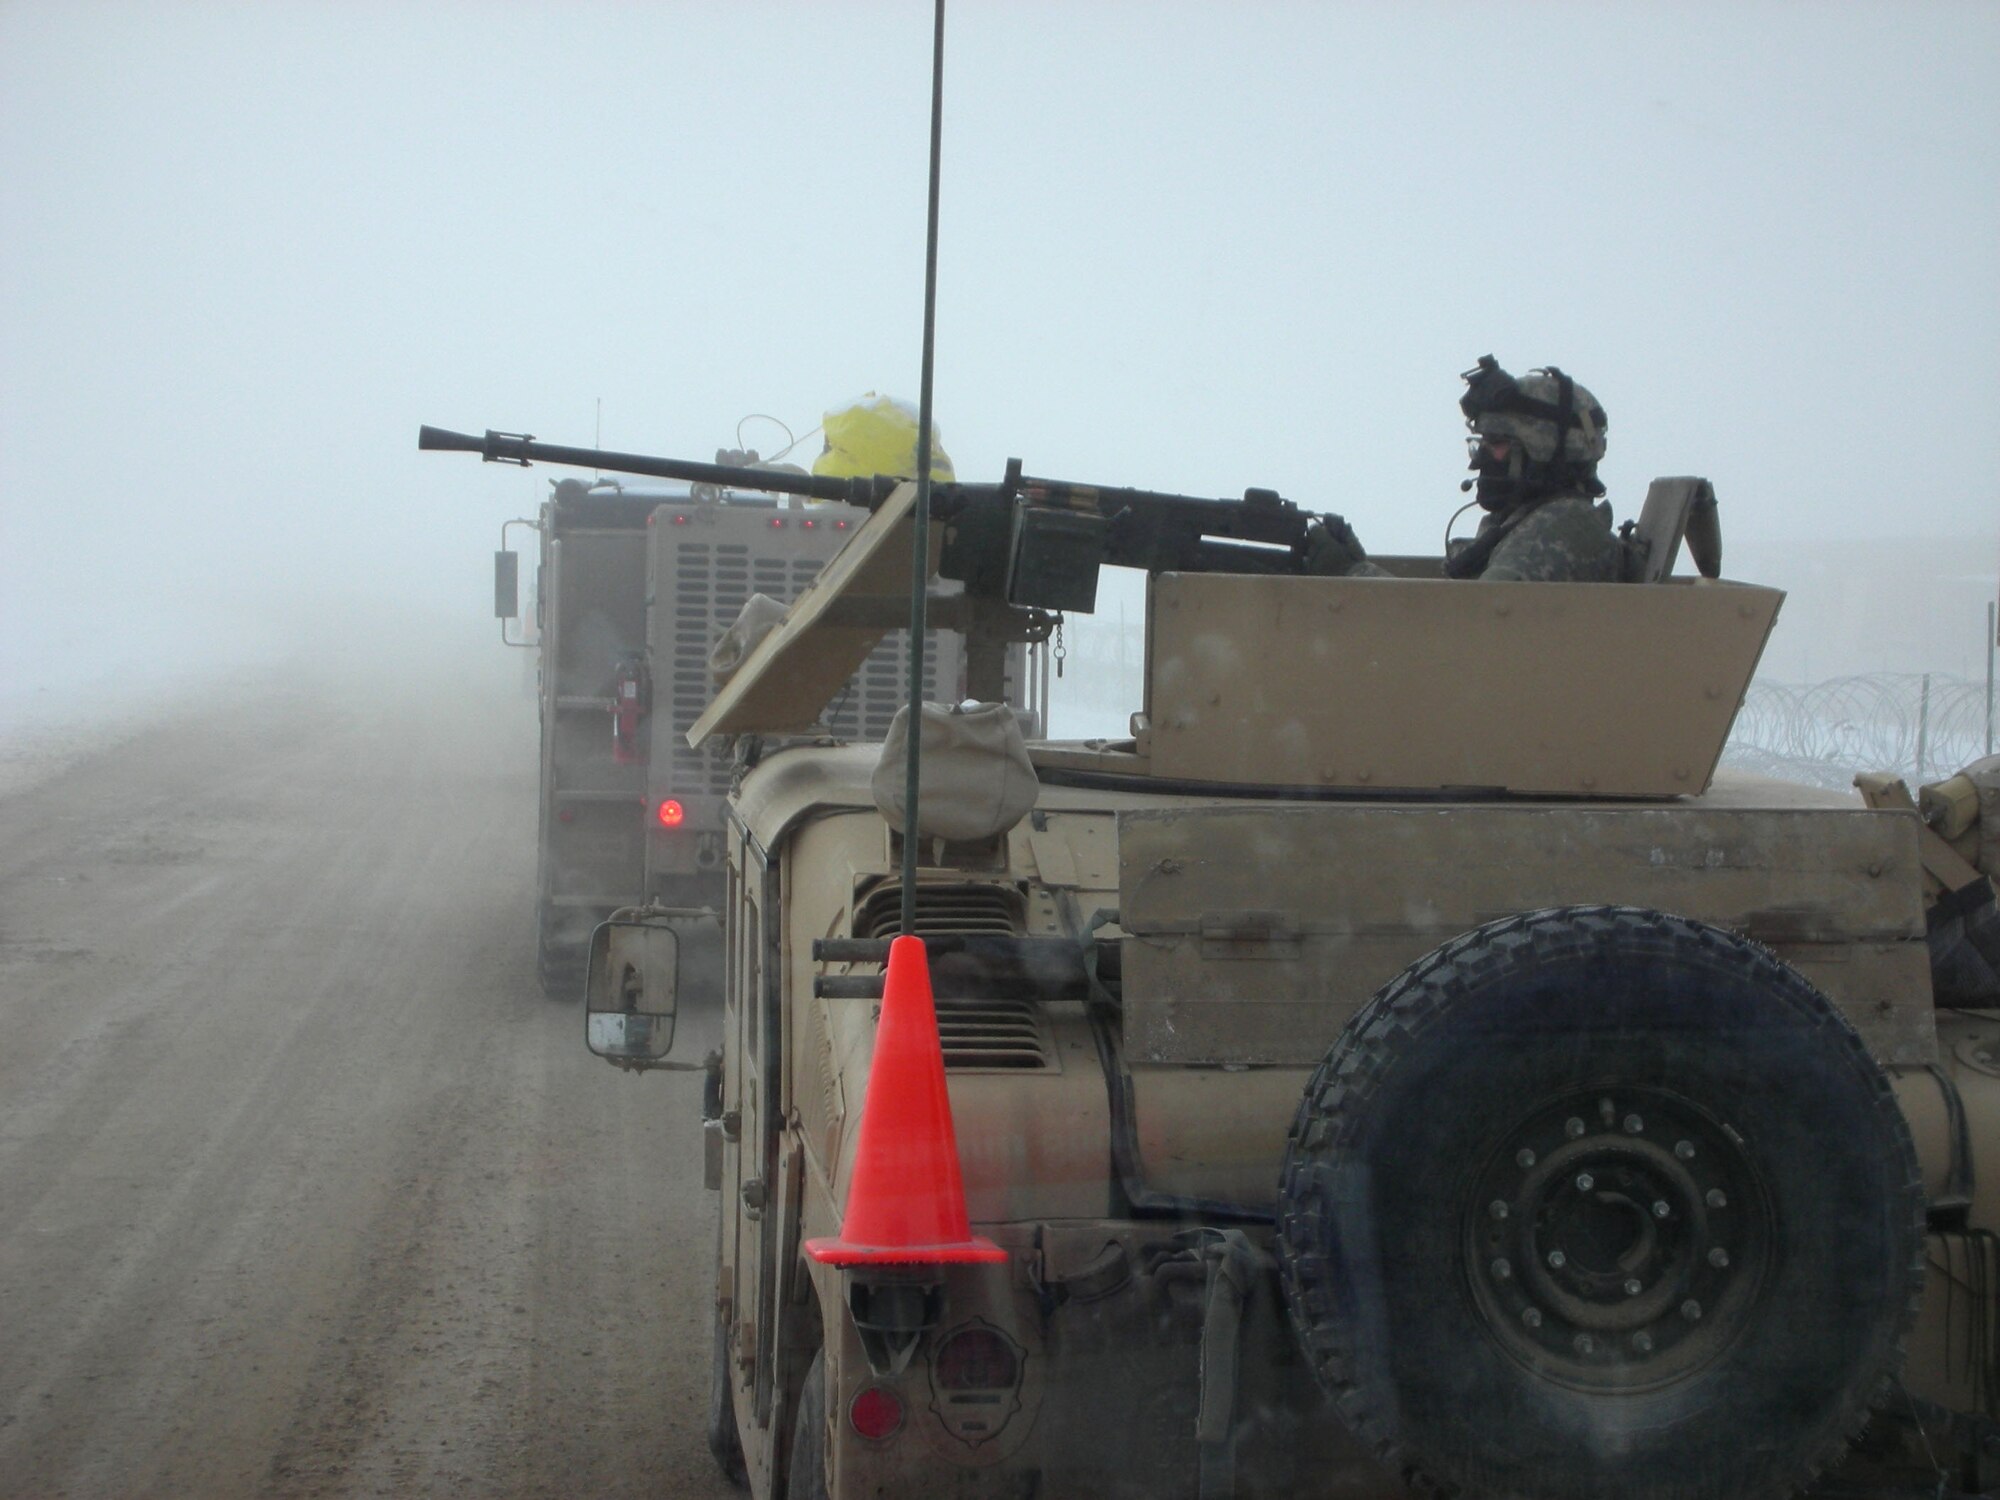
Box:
[506,433,1999,1499]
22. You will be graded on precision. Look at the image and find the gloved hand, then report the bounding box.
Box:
[1303,513,1368,576]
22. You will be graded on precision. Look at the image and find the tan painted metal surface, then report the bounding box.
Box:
[1118,799,1934,1066]
[1143,571,1782,795]
[1127,1065,1307,1210]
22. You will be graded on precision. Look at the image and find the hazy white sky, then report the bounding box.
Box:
[2,0,1996,708]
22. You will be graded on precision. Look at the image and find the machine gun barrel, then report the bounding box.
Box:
[416,425,900,508]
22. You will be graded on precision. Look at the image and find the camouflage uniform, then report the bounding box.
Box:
[1473,495,1622,582]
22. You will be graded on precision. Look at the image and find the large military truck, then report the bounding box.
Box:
[435,423,2000,1497]
[456,430,1038,995]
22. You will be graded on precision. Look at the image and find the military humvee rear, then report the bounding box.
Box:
[569,462,1999,1500]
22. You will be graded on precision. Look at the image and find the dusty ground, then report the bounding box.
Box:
[0,666,737,1499]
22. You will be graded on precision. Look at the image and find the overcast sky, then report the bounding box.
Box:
[2,0,1996,716]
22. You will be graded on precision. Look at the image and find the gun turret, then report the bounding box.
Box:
[419,424,1367,616]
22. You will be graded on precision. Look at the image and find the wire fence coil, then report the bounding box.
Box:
[1723,673,1995,791]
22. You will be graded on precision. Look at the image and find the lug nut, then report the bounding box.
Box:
[1575,1172,1595,1193]
[1516,1148,1536,1169]
[1624,1277,1643,1297]
[1522,1307,1543,1329]
[1489,1199,1510,1220]
[1565,1117,1586,1139]
[1547,1249,1567,1269]
[1706,1189,1727,1209]
[1708,1248,1730,1269]
[1652,1201,1671,1219]
[1681,1300,1703,1322]
[1623,1114,1645,1134]
[1633,1331,1654,1353]
[1598,1098,1617,1124]
[1573,1334,1595,1355]
[1491,1258,1512,1281]
[1675,1140,1696,1160]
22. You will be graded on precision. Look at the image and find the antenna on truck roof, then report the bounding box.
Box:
[899,0,948,939]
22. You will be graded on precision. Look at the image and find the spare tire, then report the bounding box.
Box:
[1276,906,1924,1500]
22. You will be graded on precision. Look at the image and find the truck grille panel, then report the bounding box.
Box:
[653,515,957,797]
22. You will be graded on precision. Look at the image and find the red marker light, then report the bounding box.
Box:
[672,513,689,525]
[656,799,685,828]
[835,520,850,530]
[768,517,784,529]
[802,518,816,529]
[848,1385,903,1441]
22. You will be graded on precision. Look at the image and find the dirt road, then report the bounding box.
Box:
[0,663,736,1498]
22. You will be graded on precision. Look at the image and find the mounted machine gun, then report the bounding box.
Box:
[420,424,1370,703]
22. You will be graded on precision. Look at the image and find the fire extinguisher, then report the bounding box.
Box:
[610,653,650,765]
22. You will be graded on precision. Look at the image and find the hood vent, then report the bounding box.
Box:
[937,998,1055,1072]
[853,881,1025,941]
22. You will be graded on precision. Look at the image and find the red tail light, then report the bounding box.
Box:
[656,799,685,828]
[848,1385,903,1441]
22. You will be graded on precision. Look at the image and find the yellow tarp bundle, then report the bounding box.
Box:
[811,393,954,484]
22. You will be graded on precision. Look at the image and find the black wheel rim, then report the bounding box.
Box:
[1462,1085,1774,1392]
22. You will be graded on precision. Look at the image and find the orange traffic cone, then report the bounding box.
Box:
[806,935,1008,1266]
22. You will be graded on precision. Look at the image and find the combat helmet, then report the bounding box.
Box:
[1459,355,1607,508]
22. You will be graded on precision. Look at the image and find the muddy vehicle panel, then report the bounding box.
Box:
[529,444,2000,1498]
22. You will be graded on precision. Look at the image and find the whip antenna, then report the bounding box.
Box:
[901,0,947,937]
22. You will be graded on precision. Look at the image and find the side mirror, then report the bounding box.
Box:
[584,908,720,1069]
